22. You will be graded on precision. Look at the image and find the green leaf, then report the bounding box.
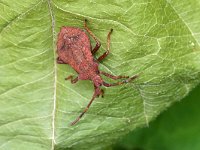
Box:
[0,0,200,149]
[113,84,200,150]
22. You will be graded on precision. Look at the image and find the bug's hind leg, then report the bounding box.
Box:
[84,19,101,54]
[97,29,113,61]
[100,71,129,80]
[65,75,78,84]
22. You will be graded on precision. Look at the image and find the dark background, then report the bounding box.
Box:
[111,84,200,150]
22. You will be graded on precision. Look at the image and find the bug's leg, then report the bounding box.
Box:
[97,29,113,61]
[84,19,101,54]
[65,75,78,84]
[100,71,129,80]
[101,89,104,98]
[70,87,101,125]
[93,85,104,98]
[57,57,66,64]
[70,95,96,125]
[103,74,139,87]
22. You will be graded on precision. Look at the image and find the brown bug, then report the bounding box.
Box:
[57,19,138,125]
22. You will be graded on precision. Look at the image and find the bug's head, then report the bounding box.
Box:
[92,75,103,88]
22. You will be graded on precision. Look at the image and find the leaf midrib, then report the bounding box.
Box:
[47,0,56,149]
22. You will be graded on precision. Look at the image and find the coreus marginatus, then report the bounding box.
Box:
[57,19,138,125]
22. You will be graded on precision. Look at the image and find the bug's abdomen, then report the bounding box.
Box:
[57,26,95,74]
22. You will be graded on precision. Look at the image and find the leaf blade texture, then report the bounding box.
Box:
[0,0,200,149]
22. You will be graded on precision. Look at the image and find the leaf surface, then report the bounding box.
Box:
[0,0,200,149]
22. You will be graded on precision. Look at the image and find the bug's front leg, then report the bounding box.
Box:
[100,89,104,98]
[103,74,139,87]
[70,87,101,125]
[94,85,104,98]
[65,75,78,84]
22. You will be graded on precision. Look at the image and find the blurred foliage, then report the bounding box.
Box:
[112,84,200,150]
